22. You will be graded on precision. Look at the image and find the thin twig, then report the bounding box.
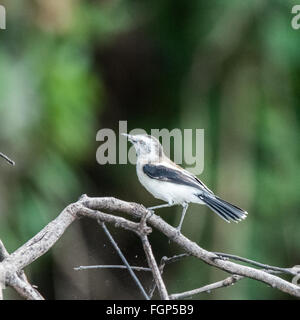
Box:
[169,275,244,300]
[213,252,297,276]
[74,265,151,272]
[0,195,299,299]
[99,221,150,300]
[0,152,15,166]
[162,253,191,265]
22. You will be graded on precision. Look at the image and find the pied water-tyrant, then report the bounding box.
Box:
[123,133,247,233]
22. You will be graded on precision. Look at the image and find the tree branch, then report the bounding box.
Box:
[83,196,300,298]
[137,211,169,300]
[0,239,44,300]
[0,195,299,300]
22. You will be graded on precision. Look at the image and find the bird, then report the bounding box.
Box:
[123,133,248,234]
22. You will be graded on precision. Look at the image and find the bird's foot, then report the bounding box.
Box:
[146,209,155,220]
[170,228,182,243]
[175,226,182,237]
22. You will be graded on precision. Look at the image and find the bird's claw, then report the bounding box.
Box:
[146,209,155,220]
[146,208,155,215]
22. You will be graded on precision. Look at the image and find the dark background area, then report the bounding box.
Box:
[0,0,299,299]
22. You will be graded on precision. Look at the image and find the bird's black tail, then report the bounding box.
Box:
[198,193,248,223]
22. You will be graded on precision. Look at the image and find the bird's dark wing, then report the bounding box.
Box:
[143,163,212,193]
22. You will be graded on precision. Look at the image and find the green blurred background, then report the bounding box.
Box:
[0,0,299,300]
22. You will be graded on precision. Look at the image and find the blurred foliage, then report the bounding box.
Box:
[0,0,299,299]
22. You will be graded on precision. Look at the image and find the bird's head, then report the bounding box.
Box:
[122,133,163,161]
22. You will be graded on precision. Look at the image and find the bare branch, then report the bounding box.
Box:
[84,197,300,297]
[8,276,44,300]
[0,195,299,300]
[74,265,151,272]
[136,210,169,300]
[112,202,299,298]
[0,239,44,300]
[169,275,244,300]
[163,253,191,265]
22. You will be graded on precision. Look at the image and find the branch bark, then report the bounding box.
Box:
[0,239,43,300]
[0,195,299,300]
[141,234,169,300]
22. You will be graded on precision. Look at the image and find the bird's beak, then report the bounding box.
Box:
[121,133,136,143]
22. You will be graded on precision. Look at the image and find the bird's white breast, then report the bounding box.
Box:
[136,162,203,205]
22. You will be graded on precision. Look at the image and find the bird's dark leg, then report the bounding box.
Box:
[176,202,189,234]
